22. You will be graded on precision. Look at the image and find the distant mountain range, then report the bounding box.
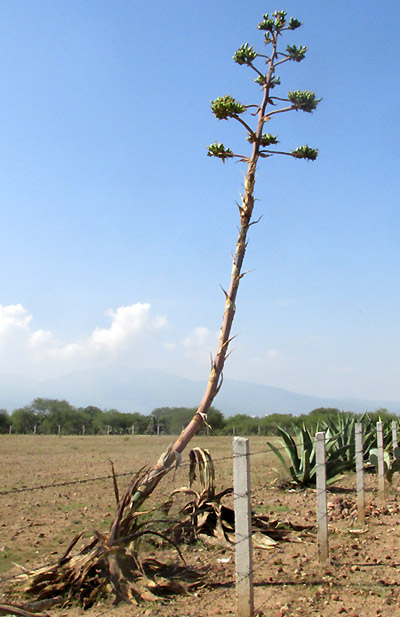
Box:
[1,368,399,417]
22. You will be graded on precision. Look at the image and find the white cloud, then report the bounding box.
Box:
[89,304,156,351]
[0,303,32,335]
[222,345,296,386]
[182,326,219,362]
[183,326,214,349]
[0,302,168,376]
[1,304,398,403]
[83,303,166,354]
[248,348,290,367]
[54,303,167,362]
[0,302,225,383]
[29,329,54,348]
[0,304,37,369]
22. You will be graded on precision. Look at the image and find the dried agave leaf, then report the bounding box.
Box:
[0,604,48,617]
[214,515,230,545]
[197,533,231,548]
[170,487,199,500]
[150,576,188,595]
[168,448,313,550]
[189,448,215,496]
[196,510,213,528]
[107,550,142,604]
[214,487,233,500]
[60,531,85,560]
[139,590,158,602]
[109,459,120,505]
[18,598,63,612]
[252,532,278,549]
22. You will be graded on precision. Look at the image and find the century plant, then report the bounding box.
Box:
[368,417,400,483]
[369,445,400,484]
[323,413,376,470]
[127,9,320,512]
[22,11,320,608]
[268,424,352,487]
[268,414,389,487]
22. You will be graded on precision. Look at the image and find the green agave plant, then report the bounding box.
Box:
[267,424,352,488]
[363,414,397,479]
[369,445,400,484]
[322,413,376,470]
[268,414,398,488]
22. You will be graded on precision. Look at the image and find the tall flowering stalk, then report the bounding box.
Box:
[23,13,321,608]
[128,10,320,512]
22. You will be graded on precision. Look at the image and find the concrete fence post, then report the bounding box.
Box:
[377,421,385,498]
[355,422,365,524]
[392,420,398,453]
[233,437,254,617]
[316,431,329,565]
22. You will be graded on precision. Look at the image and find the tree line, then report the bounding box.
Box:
[0,398,397,436]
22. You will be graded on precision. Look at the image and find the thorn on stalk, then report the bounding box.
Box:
[220,286,233,304]
[215,372,224,396]
[222,334,237,349]
[248,215,263,227]
[236,201,245,218]
[209,352,214,370]
[238,269,254,280]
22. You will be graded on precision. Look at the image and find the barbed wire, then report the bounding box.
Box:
[0,446,288,497]
[0,437,384,498]
[0,471,133,496]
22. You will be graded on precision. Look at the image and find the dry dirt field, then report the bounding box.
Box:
[1,434,400,617]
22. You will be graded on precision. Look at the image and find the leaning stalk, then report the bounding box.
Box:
[129,56,272,512]
[125,12,319,513]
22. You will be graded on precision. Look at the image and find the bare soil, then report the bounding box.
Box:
[1,434,400,617]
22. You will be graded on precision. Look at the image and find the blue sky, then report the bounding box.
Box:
[1,1,400,404]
